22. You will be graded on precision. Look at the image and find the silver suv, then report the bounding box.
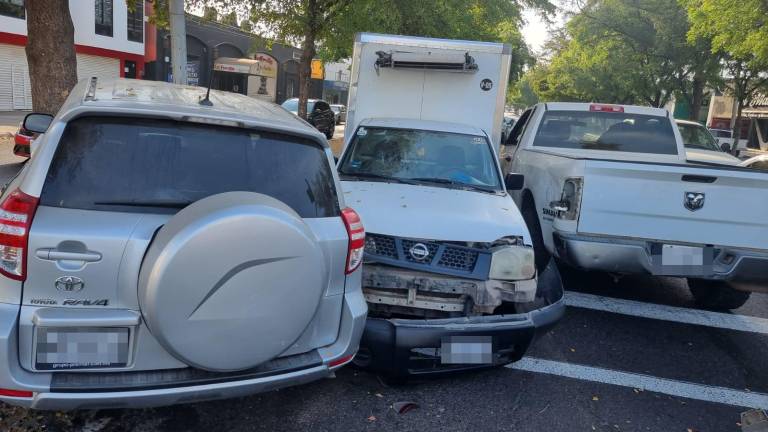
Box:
[0,78,367,409]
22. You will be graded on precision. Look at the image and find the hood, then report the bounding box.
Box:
[341,181,531,244]
[685,148,741,166]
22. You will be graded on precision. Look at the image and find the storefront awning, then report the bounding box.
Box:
[213,57,277,78]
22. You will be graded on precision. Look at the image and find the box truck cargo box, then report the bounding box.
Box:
[343,33,512,149]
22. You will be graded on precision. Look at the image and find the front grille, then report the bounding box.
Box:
[365,234,397,258]
[365,233,485,278]
[438,247,478,271]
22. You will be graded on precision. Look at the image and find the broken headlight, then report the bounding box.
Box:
[488,245,536,281]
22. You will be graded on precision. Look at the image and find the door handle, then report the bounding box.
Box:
[35,249,102,262]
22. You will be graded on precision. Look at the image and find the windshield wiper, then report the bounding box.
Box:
[94,199,193,209]
[338,171,417,185]
[408,177,497,193]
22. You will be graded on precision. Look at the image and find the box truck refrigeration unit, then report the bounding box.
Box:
[343,33,512,149]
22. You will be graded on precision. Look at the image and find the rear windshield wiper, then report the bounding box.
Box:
[338,171,417,185]
[408,177,497,193]
[93,199,194,209]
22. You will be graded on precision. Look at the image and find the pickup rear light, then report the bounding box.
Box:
[590,104,624,113]
[549,178,583,221]
[0,190,39,281]
[341,207,365,274]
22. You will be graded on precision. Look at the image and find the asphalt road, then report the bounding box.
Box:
[0,117,765,431]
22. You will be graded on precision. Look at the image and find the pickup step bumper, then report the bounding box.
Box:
[553,232,768,284]
[354,260,565,377]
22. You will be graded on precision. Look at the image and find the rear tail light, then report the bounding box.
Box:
[0,189,39,281]
[549,178,583,221]
[0,388,33,398]
[341,207,365,274]
[590,104,624,113]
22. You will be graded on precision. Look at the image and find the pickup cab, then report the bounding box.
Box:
[506,102,768,309]
[339,34,564,378]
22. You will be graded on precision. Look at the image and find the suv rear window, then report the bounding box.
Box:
[40,117,339,217]
[533,111,678,155]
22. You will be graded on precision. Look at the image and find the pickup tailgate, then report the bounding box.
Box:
[577,160,768,250]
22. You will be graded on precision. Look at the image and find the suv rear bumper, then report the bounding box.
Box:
[354,260,565,377]
[553,232,768,285]
[0,289,367,410]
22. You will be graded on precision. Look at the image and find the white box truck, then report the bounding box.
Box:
[337,33,564,378]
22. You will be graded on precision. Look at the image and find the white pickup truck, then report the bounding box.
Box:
[505,102,768,310]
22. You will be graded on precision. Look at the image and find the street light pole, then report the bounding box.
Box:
[169,0,187,85]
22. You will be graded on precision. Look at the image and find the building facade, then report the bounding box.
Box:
[0,0,148,111]
[147,15,323,104]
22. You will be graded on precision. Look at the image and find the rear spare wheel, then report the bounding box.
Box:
[139,192,327,372]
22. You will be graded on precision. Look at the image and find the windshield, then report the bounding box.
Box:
[338,127,502,191]
[678,122,721,151]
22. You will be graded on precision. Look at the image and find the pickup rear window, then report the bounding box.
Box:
[533,111,678,155]
[40,117,339,217]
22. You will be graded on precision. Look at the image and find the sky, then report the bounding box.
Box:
[522,8,551,53]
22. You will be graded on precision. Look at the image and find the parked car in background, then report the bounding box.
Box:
[506,102,768,310]
[281,98,336,139]
[501,115,517,143]
[330,104,347,124]
[340,33,564,379]
[708,128,734,150]
[677,120,741,166]
[0,78,366,410]
[741,154,768,170]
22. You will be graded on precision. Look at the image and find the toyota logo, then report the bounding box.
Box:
[409,243,430,261]
[55,276,84,292]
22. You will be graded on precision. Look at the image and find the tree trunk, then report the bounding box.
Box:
[732,98,744,155]
[689,75,704,121]
[298,0,318,120]
[25,0,78,114]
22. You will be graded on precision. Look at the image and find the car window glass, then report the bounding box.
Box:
[506,108,533,147]
[678,123,721,151]
[533,110,678,155]
[339,127,502,190]
[281,99,298,111]
[40,117,339,217]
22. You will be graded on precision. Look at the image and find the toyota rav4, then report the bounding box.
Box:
[0,78,367,409]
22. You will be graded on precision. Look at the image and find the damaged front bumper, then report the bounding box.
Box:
[355,259,565,377]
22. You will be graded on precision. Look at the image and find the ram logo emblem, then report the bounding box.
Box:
[684,192,705,212]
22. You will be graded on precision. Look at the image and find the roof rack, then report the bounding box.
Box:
[84,77,98,101]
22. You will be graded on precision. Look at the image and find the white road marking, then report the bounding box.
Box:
[565,291,768,335]
[508,357,768,409]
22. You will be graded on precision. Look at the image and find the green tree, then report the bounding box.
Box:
[528,0,721,116]
[220,10,238,26]
[684,0,768,146]
[240,19,253,32]
[202,5,218,21]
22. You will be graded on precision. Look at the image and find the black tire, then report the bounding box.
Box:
[688,279,751,310]
[325,128,334,139]
[522,197,551,273]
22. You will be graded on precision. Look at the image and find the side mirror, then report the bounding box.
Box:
[504,173,524,191]
[23,113,53,134]
[720,142,732,153]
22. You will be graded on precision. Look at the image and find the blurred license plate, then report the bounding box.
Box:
[35,327,130,371]
[654,244,713,276]
[440,336,493,364]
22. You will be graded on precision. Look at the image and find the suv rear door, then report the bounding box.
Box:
[24,116,347,355]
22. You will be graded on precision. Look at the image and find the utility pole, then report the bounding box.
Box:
[169,0,187,85]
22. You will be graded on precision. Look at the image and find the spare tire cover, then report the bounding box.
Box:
[139,192,327,371]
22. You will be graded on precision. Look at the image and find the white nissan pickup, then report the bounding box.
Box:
[339,34,565,378]
[504,102,768,310]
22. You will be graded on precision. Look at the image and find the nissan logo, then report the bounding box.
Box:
[55,276,84,292]
[409,243,430,261]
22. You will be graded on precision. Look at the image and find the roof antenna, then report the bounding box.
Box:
[199,53,217,106]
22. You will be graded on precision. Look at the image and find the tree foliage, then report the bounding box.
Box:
[524,0,721,115]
